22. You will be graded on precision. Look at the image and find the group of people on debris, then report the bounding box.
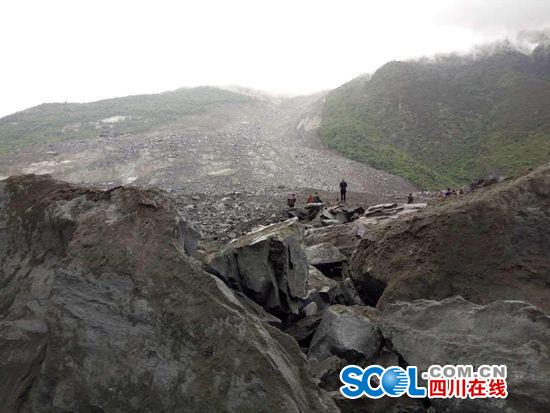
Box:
[438,187,465,197]
[285,176,474,209]
[287,179,348,208]
[286,178,420,208]
[286,192,322,208]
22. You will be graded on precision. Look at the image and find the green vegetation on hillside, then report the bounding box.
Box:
[318,44,550,189]
[0,87,254,155]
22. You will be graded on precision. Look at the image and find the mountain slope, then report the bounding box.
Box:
[0,86,261,155]
[0,87,415,198]
[318,43,550,189]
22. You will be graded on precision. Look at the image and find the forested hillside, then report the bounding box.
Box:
[318,42,550,188]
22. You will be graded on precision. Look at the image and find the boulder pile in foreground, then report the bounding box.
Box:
[0,175,336,413]
[1,164,549,413]
[313,297,550,413]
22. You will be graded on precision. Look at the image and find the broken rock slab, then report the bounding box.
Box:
[305,223,361,257]
[305,243,347,266]
[363,202,427,219]
[205,218,308,318]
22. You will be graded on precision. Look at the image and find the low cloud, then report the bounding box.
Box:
[440,0,550,36]
[517,28,550,44]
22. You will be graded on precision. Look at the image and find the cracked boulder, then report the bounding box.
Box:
[205,218,308,318]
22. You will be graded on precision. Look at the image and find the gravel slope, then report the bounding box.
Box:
[0,91,415,198]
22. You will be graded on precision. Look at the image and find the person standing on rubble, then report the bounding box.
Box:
[339,179,348,202]
[287,193,296,208]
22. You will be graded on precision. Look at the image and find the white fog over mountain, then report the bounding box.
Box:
[1,0,550,117]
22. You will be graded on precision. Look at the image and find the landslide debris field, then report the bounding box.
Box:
[1,73,549,413]
[1,88,419,243]
[0,88,414,198]
[0,165,548,413]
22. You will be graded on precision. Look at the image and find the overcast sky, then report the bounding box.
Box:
[1,0,550,117]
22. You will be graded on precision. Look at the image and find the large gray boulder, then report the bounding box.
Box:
[0,175,337,413]
[308,305,382,363]
[206,218,308,317]
[380,296,550,413]
[352,165,550,310]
